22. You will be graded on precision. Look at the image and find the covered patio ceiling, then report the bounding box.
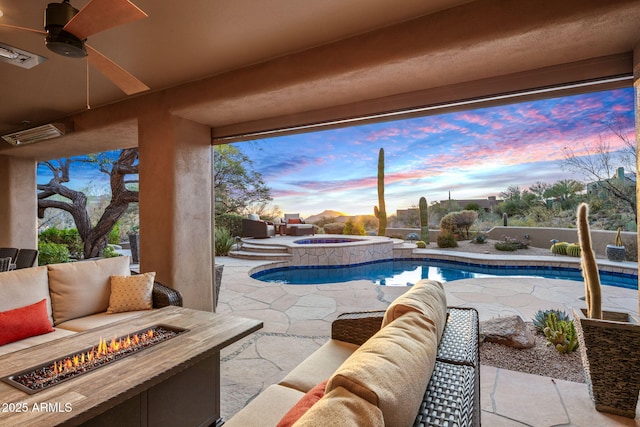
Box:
[0,0,638,160]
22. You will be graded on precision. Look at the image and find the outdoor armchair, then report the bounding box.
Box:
[242,214,275,238]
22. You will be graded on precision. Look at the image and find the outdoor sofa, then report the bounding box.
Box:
[225,279,480,426]
[282,213,314,236]
[0,256,182,356]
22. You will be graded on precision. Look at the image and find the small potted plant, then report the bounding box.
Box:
[572,203,639,418]
[605,227,625,262]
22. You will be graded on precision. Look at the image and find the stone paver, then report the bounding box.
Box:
[216,255,640,425]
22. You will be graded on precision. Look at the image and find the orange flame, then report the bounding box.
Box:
[49,328,158,377]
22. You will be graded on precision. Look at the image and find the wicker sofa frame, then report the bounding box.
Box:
[331,307,480,426]
[151,281,183,308]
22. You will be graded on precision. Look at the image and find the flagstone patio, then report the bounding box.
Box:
[216,255,639,426]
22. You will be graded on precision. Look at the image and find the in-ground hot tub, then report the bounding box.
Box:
[289,236,394,266]
[293,237,359,244]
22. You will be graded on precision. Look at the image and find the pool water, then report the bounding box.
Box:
[251,258,638,290]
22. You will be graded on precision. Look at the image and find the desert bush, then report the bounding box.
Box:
[324,222,345,234]
[437,232,457,248]
[439,212,457,234]
[343,219,365,235]
[439,210,478,239]
[415,240,427,248]
[215,213,244,237]
[495,235,529,251]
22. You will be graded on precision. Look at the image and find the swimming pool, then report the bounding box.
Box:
[251,258,638,290]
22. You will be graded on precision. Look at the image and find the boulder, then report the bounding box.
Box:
[480,315,535,349]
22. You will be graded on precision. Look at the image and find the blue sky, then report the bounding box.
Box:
[235,88,635,217]
[38,88,635,217]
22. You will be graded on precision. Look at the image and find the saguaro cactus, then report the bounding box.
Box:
[374,148,387,236]
[419,196,429,244]
[577,203,602,319]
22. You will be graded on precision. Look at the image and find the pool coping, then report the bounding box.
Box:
[248,245,638,289]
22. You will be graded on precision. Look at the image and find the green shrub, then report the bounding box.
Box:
[495,235,529,251]
[215,214,244,237]
[38,242,70,265]
[214,226,236,256]
[39,227,83,259]
[495,241,518,251]
[436,232,458,248]
[415,240,427,248]
[101,245,121,258]
[108,223,121,245]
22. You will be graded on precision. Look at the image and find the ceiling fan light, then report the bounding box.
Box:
[45,29,87,57]
[44,1,86,58]
[2,123,65,146]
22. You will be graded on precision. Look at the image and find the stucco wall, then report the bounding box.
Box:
[386,226,636,258]
[0,156,37,249]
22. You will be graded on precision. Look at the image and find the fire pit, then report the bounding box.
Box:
[2,324,187,394]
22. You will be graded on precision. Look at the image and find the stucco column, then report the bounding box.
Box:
[635,44,640,315]
[138,109,214,311]
[0,155,37,249]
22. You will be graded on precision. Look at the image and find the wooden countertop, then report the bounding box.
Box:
[0,306,263,426]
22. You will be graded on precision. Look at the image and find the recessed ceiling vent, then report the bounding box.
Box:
[2,123,65,145]
[0,42,47,69]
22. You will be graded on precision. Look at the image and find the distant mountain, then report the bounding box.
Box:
[305,210,347,223]
[305,210,376,225]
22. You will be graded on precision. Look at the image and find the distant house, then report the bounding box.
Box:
[395,208,418,224]
[586,167,636,198]
[436,196,502,212]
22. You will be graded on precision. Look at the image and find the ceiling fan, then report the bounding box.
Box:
[0,0,149,95]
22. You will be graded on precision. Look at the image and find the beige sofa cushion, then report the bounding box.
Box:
[279,339,359,393]
[326,311,438,427]
[48,257,130,325]
[293,386,384,427]
[0,328,76,356]
[382,279,447,341]
[0,266,52,325]
[224,384,305,427]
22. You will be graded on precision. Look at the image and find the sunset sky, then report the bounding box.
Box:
[37,88,635,218]
[233,88,635,217]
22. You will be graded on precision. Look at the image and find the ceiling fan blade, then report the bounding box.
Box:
[0,23,46,35]
[64,0,147,40]
[86,44,149,95]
